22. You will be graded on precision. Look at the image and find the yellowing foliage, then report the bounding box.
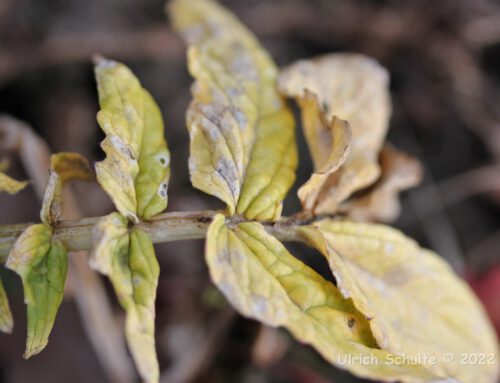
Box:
[170,0,297,220]
[301,220,499,383]
[91,213,160,383]
[94,58,171,222]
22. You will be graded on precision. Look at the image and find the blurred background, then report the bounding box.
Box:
[0,0,499,382]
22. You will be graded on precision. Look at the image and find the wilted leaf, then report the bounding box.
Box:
[94,58,171,222]
[339,144,423,222]
[205,214,438,382]
[90,213,160,383]
[301,220,499,383]
[279,54,390,214]
[0,278,13,333]
[6,223,67,358]
[289,90,352,211]
[170,0,297,221]
[0,171,28,195]
[40,152,93,226]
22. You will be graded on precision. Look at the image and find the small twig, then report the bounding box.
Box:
[0,210,307,260]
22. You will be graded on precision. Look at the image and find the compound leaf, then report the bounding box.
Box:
[301,220,499,383]
[40,152,94,226]
[205,214,438,382]
[91,213,160,383]
[170,0,297,221]
[279,54,390,214]
[6,223,67,358]
[94,58,170,222]
[0,171,28,195]
[0,278,13,333]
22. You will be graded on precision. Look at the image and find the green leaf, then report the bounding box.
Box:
[170,0,297,221]
[40,152,94,226]
[300,220,499,383]
[0,277,13,333]
[0,171,28,195]
[90,213,160,383]
[6,223,67,358]
[94,58,171,222]
[205,214,438,382]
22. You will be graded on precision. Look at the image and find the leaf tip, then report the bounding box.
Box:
[92,54,117,68]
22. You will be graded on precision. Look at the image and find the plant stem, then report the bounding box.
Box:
[0,210,307,260]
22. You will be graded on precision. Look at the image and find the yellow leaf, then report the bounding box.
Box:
[339,144,423,222]
[0,171,28,195]
[0,278,13,333]
[205,214,438,382]
[170,0,297,220]
[94,58,171,222]
[300,220,499,383]
[291,90,352,211]
[6,223,67,358]
[40,152,93,226]
[90,213,159,383]
[279,54,391,214]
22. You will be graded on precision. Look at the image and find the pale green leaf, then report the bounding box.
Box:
[90,213,160,383]
[40,152,93,226]
[205,214,438,382]
[170,0,297,221]
[94,58,170,222]
[0,171,28,195]
[6,223,67,358]
[0,277,13,333]
[300,220,499,383]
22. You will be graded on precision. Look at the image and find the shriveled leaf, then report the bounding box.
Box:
[170,0,297,220]
[301,220,499,383]
[6,223,67,358]
[279,54,390,214]
[94,58,170,222]
[90,213,159,383]
[205,214,438,382]
[291,90,352,211]
[0,278,13,333]
[40,152,93,226]
[339,144,423,222]
[0,171,28,194]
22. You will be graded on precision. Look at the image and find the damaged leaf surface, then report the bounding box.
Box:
[279,53,391,214]
[90,213,160,383]
[339,144,423,222]
[94,59,171,222]
[205,214,438,382]
[0,171,28,195]
[301,220,499,383]
[40,152,93,226]
[170,0,297,220]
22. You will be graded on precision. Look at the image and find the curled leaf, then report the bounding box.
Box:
[40,152,93,226]
[6,223,67,358]
[301,220,499,383]
[90,213,159,383]
[339,144,423,222]
[205,214,438,382]
[170,0,297,220]
[0,278,13,333]
[94,58,171,222]
[0,171,28,195]
[279,53,390,214]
